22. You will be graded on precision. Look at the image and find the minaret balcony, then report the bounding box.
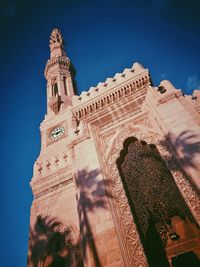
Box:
[48,95,61,114]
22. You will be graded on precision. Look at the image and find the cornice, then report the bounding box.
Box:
[34,177,74,199]
[30,166,73,197]
[44,56,70,78]
[72,70,150,121]
[157,92,178,105]
[99,110,149,133]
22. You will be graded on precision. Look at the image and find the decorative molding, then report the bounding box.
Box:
[157,143,200,223]
[33,154,70,178]
[45,56,70,78]
[68,120,90,148]
[34,177,73,199]
[31,166,74,198]
[100,109,146,132]
[99,112,150,157]
[195,104,200,113]
[73,74,150,121]
[74,64,149,104]
[104,123,200,267]
[102,130,117,154]
[49,28,64,46]
[157,92,177,105]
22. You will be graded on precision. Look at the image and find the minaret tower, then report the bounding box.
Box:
[28,29,82,267]
[45,28,75,115]
[28,28,200,267]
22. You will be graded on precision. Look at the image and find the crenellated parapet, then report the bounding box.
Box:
[72,62,151,120]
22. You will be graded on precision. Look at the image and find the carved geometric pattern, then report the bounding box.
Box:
[119,139,195,239]
[100,111,148,132]
[45,56,70,78]
[49,28,64,46]
[118,137,198,266]
[105,123,200,267]
[157,142,200,224]
[74,76,150,120]
[102,130,118,155]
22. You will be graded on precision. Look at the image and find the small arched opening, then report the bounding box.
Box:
[51,78,58,97]
[63,76,67,95]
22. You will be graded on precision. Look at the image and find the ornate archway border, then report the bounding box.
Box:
[105,123,200,267]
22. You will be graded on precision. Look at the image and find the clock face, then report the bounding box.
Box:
[50,126,65,140]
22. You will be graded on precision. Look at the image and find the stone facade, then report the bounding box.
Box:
[28,29,200,267]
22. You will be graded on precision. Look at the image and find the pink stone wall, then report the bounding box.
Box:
[28,41,200,266]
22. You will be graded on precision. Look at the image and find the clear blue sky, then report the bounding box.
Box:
[0,0,200,266]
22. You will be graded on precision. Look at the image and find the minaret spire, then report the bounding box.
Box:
[44,28,76,115]
[49,28,66,58]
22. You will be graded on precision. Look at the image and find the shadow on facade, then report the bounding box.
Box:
[28,131,200,267]
[28,215,83,267]
[76,168,114,267]
[161,131,200,173]
[28,168,114,267]
[116,131,200,267]
[69,62,78,95]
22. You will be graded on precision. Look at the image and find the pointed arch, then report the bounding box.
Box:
[116,137,198,266]
[104,124,200,267]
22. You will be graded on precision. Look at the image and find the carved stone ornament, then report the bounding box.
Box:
[49,28,64,46]
[105,122,200,267]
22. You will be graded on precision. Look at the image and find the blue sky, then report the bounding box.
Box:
[0,0,200,266]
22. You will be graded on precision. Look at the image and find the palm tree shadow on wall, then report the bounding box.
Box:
[158,130,200,267]
[28,130,200,267]
[162,130,200,176]
[116,130,200,267]
[28,215,83,267]
[76,168,114,267]
[28,168,114,267]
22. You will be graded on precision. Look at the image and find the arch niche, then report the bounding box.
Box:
[105,124,200,267]
[43,232,70,267]
[39,220,83,267]
[51,77,59,97]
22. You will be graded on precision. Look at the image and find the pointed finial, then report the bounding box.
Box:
[49,28,66,58]
[49,28,65,47]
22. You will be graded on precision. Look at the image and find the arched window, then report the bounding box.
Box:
[117,137,199,267]
[63,76,67,95]
[51,78,58,97]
